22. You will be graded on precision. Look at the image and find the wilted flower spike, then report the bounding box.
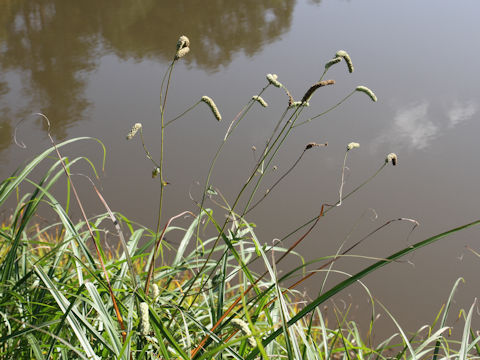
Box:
[139,302,150,336]
[305,142,327,150]
[356,86,377,102]
[386,153,398,165]
[266,73,282,88]
[252,95,268,107]
[126,123,142,140]
[301,80,335,103]
[201,96,222,121]
[305,142,320,150]
[325,57,342,70]
[336,50,354,73]
[347,142,360,150]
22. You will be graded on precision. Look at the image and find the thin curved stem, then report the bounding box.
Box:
[187,161,389,300]
[155,62,175,236]
[172,86,269,319]
[164,101,201,128]
[139,129,159,167]
[337,150,350,207]
[293,90,356,128]
[245,149,308,215]
[241,107,304,215]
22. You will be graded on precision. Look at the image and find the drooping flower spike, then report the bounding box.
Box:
[201,96,222,121]
[386,153,398,165]
[356,86,377,102]
[336,50,354,73]
[252,95,268,107]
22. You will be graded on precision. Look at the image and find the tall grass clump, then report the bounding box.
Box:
[1,35,480,359]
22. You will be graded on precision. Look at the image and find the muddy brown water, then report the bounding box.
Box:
[1,0,480,337]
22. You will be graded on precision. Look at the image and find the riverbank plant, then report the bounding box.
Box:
[1,36,480,359]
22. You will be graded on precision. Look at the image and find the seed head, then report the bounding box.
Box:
[336,50,354,73]
[139,302,150,336]
[347,142,360,151]
[252,95,268,107]
[266,73,282,88]
[355,86,377,102]
[386,153,398,166]
[126,123,142,140]
[325,57,342,70]
[301,80,335,103]
[152,167,160,178]
[201,96,222,121]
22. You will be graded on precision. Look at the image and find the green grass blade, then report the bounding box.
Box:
[172,211,207,267]
[459,300,476,360]
[26,333,45,360]
[0,137,102,208]
[432,277,464,360]
[147,303,189,360]
[85,282,124,358]
[34,265,111,358]
[245,219,480,359]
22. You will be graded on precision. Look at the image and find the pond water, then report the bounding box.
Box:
[1,0,480,335]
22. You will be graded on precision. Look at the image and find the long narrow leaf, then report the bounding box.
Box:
[245,219,480,359]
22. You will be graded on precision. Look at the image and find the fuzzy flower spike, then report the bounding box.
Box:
[266,73,283,88]
[336,50,354,73]
[386,153,398,166]
[201,96,222,121]
[176,35,190,50]
[175,35,190,59]
[289,101,310,108]
[126,123,142,140]
[356,86,377,102]
[231,318,256,347]
[347,142,360,151]
[252,95,268,107]
[324,56,342,70]
[139,302,150,336]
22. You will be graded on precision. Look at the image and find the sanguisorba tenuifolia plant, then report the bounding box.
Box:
[1,35,480,360]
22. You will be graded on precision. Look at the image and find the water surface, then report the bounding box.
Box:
[1,0,480,334]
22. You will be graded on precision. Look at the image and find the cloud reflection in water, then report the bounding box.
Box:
[447,101,478,128]
[373,100,477,151]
